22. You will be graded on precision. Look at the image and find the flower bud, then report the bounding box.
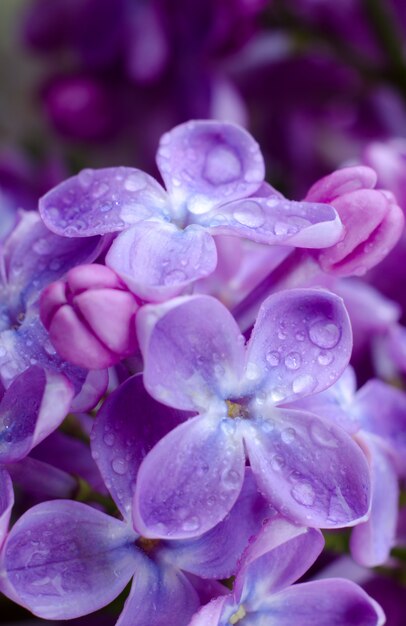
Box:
[40,264,139,369]
[305,166,404,276]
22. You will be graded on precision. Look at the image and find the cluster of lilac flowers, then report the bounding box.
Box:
[0,118,406,625]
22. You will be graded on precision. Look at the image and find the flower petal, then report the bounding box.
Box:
[202,197,343,249]
[106,221,217,301]
[242,408,370,528]
[137,295,245,411]
[258,579,384,626]
[188,596,229,626]
[350,436,399,567]
[133,414,245,539]
[156,120,264,216]
[116,561,200,626]
[0,366,73,464]
[39,167,169,236]
[0,500,139,619]
[234,518,324,606]
[305,166,377,203]
[0,468,13,548]
[160,469,270,579]
[243,288,352,405]
[91,373,187,520]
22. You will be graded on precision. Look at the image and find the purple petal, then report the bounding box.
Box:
[234,518,324,606]
[137,295,245,411]
[259,579,384,626]
[354,379,406,474]
[0,468,13,548]
[133,414,245,539]
[91,373,187,520]
[202,197,343,248]
[0,367,73,464]
[160,469,270,579]
[39,167,169,236]
[0,500,139,619]
[116,561,200,626]
[156,120,264,215]
[244,288,352,404]
[350,437,399,567]
[8,457,76,499]
[242,408,370,528]
[70,369,109,412]
[106,221,217,301]
[305,166,377,203]
[3,211,102,304]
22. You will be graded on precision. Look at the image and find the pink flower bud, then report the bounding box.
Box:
[305,166,404,276]
[40,264,139,369]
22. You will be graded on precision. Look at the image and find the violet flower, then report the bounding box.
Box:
[132,288,370,539]
[0,375,269,624]
[38,120,343,301]
[189,516,384,626]
[289,366,406,566]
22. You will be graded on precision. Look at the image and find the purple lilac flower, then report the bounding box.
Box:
[0,374,269,624]
[0,211,107,407]
[38,120,343,301]
[289,366,406,566]
[40,264,140,369]
[132,288,371,539]
[189,516,384,626]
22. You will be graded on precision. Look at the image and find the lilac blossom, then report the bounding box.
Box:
[0,211,108,407]
[38,121,344,301]
[132,288,371,539]
[289,366,406,566]
[0,374,269,624]
[40,264,140,369]
[189,516,384,626]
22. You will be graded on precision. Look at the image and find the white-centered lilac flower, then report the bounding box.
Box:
[0,374,269,625]
[132,288,371,539]
[188,517,385,626]
[0,211,107,408]
[289,365,406,567]
[39,120,343,301]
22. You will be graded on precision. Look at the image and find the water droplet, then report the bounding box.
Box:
[281,427,296,444]
[291,481,316,506]
[33,238,52,255]
[232,201,265,228]
[124,172,147,192]
[309,320,340,349]
[78,169,94,187]
[278,327,287,340]
[222,469,241,488]
[295,330,306,342]
[103,432,115,446]
[92,182,109,198]
[203,145,242,185]
[271,454,285,471]
[317,351,334,366]
[270,387,286,403]
[111,458,128,475]
[310,421,339,448]
[274,221,289,236]
[266,350,280,367]
[292,374,316,395]
[284,352,301,370]
[181,516,200,532]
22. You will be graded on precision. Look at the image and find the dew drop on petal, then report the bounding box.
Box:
[203,145,242,185]
[284,352,301,370]
[232,201,265,228]
[292,374,316,395]
[291,481,316,506]
[317,351,334,366]
[111,458,128,475]
[271,454,285,471]
[310,420,339,448]
[163,269,187,285]
[103,432,115,446]
[246,361,261,381]
[281,427,296,444]
[181,516,200,532]
[266,350,280,367]
[308,320,340,349]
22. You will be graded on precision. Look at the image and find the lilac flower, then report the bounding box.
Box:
[39,120,343,301]
[132,288,371,540]
[289,366,406,566]
[0,211,107,407]
[0,374,268,624]
[189,516,384,626]
[40,264,140,369]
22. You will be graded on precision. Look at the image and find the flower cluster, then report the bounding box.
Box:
[0,119,404,625]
